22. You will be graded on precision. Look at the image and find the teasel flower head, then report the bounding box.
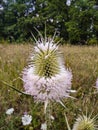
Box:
[72,114,98,130]
[22,32,73,102]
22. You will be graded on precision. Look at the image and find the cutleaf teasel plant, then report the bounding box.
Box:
[22,28,74,130]
[1,27,75,130]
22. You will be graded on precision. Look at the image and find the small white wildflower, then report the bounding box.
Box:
[56,20,59,23]
[22,114,32,126]
[50,18,53,23]
[36,14,39,17]
[0,6,3,11]
[66,0,71,6]
[41,122,47,130]
[6,108,14,115]
[50,115,55,120]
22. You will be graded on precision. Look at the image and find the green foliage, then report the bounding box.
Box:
[0,44,98,129]
[0,0,98,44]
[87,37,98,45]
[65,0,97,44]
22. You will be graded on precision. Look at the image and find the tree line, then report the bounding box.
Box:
[0,0,98,44]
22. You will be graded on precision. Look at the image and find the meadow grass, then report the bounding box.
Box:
[0,44,98,130]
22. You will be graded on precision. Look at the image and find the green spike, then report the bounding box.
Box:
[33,48,60,78]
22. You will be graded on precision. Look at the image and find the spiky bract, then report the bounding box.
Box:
[33,42,60,78]
[72,115,97,130]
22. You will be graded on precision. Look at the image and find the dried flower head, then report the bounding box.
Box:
[72,114,98,130]
[22,33,73,102]
[22,114,32,126]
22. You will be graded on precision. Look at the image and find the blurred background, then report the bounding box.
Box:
[0,0,98,45]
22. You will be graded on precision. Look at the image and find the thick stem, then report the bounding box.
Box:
[44,100,52,130]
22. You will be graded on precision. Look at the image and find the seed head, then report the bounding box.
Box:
[33,43,60,78]
[72,114,97,130]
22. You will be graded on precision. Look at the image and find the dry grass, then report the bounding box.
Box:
[0,44,98,130]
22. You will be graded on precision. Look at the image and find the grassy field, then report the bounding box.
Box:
[0,44,98,130]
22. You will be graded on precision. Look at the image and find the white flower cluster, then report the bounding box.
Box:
[41,122,47,130]
[22,114,32,126]
[6,108,14,115]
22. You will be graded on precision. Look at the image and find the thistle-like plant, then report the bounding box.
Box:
[22,29,73,130]
[72,114,98,130]
[22,33,73,102]
[0,28,74,130]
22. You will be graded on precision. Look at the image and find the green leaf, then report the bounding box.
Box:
[1,80,31,97]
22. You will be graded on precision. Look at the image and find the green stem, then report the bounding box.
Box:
[64,112,71,130]
[44,100,52,130]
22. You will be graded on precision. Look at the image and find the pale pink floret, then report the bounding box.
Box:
[96,78,98,89]
[22,65,72,102]
[34,41,58,53]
